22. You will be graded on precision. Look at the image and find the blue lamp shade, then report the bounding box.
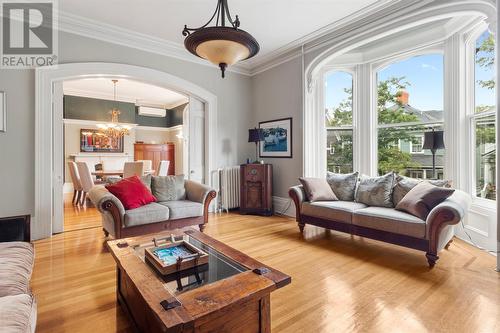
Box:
[248,128,264,143]
[422,130,445,150]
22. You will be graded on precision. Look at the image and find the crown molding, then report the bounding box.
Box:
[56,1,445,77]
[63,88,187,109]
[247,0,418,75]
[57,11,252,76]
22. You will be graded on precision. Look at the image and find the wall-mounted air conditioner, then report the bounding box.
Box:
[138,106,166,117]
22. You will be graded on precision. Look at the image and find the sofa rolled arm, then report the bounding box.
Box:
[185,180,217,225]
[425,189,472,265]
[288,185,306,222]
[89,185,126,234]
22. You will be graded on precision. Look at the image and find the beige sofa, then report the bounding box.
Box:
[289,185,471,267]
[0,215,37,333]
[89,179,216,239]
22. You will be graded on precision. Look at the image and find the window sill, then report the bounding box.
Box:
[469,197,496,216]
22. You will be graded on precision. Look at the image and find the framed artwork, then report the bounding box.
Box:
[259,117,292,158]
[0,91,5,132]
[80,129,124,153]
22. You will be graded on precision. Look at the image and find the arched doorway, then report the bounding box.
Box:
[34,62,218,240]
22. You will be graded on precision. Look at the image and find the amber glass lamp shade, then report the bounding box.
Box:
[184,26,259,78]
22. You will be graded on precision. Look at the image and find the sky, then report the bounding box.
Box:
[325,34,495,111]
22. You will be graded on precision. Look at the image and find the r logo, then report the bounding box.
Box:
[2,2,53,54]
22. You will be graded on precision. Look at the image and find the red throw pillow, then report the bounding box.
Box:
[106,176,156,210]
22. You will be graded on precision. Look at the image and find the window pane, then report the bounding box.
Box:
[473,30,496,201]
[475,116,496,200]
[377,54,444,177]
[377,54,444,125]
[327,129,353,173]
[475,31,496,114]
[378,124,444,179]
[325,71,353,126]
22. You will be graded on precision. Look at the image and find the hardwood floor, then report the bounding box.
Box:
[33,201,500,332]
[63,193,101,231]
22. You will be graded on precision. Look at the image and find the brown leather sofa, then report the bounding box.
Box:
[289,185,471,267]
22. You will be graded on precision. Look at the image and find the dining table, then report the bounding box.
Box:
[91,170,155,177]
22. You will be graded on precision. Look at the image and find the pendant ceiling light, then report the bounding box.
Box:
[96,80,131,138]
[182,0,259,78]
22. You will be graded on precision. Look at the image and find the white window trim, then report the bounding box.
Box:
[464,22,497,207]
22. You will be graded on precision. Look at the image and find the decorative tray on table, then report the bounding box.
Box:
[145,237,209,276]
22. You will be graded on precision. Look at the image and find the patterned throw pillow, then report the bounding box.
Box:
[396,181,455,220]
[151,175,186,202]
[326,171,359,201]
[299,177,338,202]
[392,175,451,206]
[355,172,395,208]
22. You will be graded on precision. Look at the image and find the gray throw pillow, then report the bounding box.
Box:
[299,177,338,202]
[326,171,358,201]
[151,175,186,202]
[355,172,395,208]
[140,174,152,191]
[395,181,455,220]
[392,175,451,206]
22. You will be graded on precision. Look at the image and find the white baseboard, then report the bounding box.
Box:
[273,196,295,218]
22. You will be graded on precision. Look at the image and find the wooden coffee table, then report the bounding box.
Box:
[107,229,291,332]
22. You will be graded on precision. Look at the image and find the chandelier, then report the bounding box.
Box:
[182,0,259,78]
[97,80,131,138]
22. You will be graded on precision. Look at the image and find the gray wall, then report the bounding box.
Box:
[64,95,184,128]
[167,103,187,127]
[0,30,253,218]
[252,57,303,197]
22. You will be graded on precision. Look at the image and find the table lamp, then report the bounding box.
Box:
[248,128,264,163]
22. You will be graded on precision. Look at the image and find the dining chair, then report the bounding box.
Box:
[76,162,97,206]
[123,161,145,178]
[157,160,170,176]
[137,160,152,173]
[67,161,83,205]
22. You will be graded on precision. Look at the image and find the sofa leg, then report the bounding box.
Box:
[445,239,453,250]
[298,223,305,233]
[199,224,206,232]
[426,252,439,268]
[103,228,109,237]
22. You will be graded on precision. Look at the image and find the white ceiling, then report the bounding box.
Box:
[63,78,189,109]
[60,0,380,66]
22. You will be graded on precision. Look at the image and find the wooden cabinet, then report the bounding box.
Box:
[134,143,175,175]
[240,164,273,216]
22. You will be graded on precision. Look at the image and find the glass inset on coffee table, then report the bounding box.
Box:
[131,234,249,295]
